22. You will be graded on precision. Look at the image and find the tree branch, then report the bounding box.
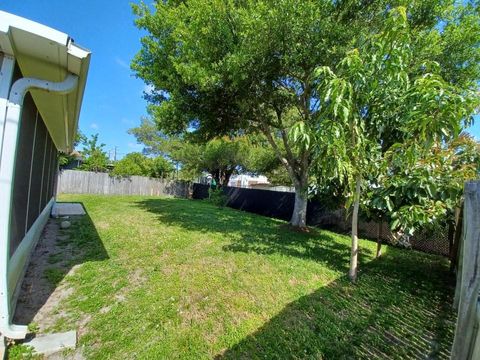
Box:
[280,128,299,175]
[261,125,297,182]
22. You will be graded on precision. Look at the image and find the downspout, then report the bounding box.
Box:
[0,74,78,339]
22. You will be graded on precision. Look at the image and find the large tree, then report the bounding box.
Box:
[166,136,251,186]
[128,117,169,157]
[130,118,288,185]
[132,0,479,229]
[131,0,357,227]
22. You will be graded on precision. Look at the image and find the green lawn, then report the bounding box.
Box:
[46,194,455,359]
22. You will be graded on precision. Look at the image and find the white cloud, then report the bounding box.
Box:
[90,123,99,130]
[115,56,130,70]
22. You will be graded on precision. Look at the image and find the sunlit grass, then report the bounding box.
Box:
[51,194,455,359]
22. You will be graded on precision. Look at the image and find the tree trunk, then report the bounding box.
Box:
[223,168,234,188]
[349,176,361,282]
[260,125,309,228]
[290,187,308,227]
[211,169,220,187]
[376,219,382,258]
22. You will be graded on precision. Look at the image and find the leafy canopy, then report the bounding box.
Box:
[111,152,174,178]
[79,134,110,172]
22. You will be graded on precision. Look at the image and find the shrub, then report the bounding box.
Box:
[207,188,228,208]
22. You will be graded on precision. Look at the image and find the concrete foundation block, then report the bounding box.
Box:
[25,330,76,356]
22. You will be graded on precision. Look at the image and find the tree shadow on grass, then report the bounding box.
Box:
[216,251,456,359]
[136,198,456,359]
[13,204,108,327]
[135,198,374,273]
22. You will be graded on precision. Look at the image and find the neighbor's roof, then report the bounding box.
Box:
[0,10,91,152]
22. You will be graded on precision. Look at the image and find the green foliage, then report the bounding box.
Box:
[132,0,480,227]
[8,344,38,360]
[111,152,174,178]
[128,117,169,156]
[27,322,40,334]
[150,156,175,178]
[243,137,291,185]
[112,152,149,177]
[369,135,480,234]
[313,4,479,236]
[129,118,278,184]
[58,130,86,167]
[163,136,243,185]
[79,134,110,172]
[314,7,413,190]
[44,268,64,286]
[130,119,289,185]
[131,0,359,225]
[207,188,228,208]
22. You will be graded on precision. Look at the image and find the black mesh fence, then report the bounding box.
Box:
[192,183,450,257]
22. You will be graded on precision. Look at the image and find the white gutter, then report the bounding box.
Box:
[0,55,15,168]
[0,73,78,339]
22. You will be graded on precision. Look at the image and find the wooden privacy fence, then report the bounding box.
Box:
[451,181,480,360]
[57,170,190,198]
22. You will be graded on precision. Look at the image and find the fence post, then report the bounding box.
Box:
[451,181,480,360]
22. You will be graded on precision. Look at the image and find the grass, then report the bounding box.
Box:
[43,268,65,286]
[48,194,455,359]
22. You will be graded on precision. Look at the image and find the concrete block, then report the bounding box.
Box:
[54,203,86,216]
[25,330,76,356]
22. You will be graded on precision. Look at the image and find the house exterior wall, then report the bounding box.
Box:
[0,60,59,319]
[0,12,90,339]
[9,89,58,257]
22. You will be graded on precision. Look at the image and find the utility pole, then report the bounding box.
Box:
[113,146,118,162]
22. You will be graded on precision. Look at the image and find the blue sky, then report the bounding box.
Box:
[2,1,479,160]
[2,0,150,159]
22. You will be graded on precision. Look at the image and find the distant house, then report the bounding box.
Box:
[60,150,84,170]
[228,174,270,188]
[249,183,295,193]
[0,11,90,339]
[227,174,294,192]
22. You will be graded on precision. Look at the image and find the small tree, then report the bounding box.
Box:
[314,6,479,281]
[79,134,109,172]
